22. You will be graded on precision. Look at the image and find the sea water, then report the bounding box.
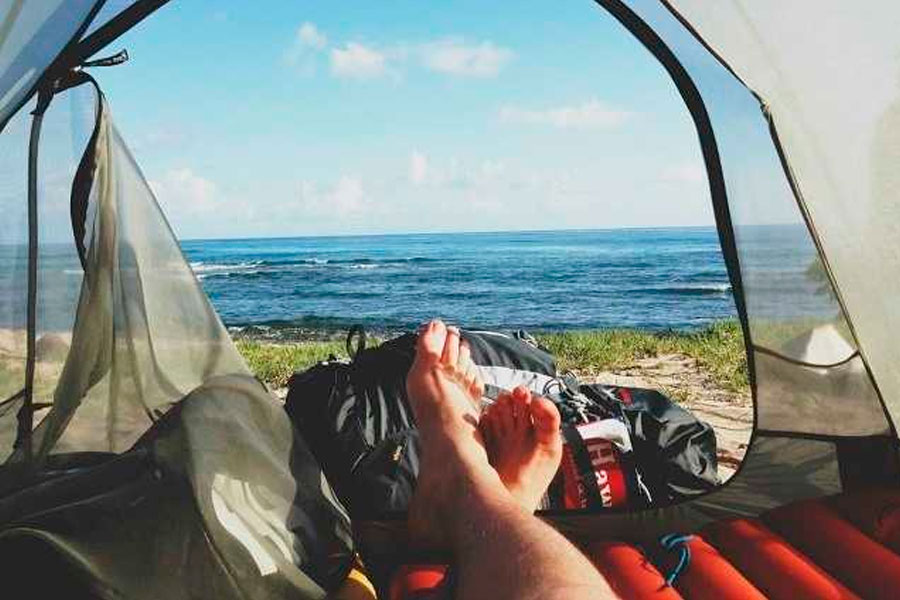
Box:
[181,227,739,338]
[1,225,837,338]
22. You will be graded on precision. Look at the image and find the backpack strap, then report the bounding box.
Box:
[346,325,367,362]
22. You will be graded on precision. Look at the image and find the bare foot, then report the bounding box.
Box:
[480,386,563,512]
[405,320,506,548]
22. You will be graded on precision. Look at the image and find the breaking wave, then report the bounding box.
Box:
[640,283,732,295]
[190,256,437,279]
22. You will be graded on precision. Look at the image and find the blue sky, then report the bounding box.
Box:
[96,0,712,239]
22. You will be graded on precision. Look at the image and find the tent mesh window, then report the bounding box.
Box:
[608,0,888,439]
[598,0,891,439]
[30,85,95,452]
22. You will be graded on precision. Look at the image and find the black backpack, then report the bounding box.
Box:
[285,328,718,518]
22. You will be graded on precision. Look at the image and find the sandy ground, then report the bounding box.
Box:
[584,353,752,482]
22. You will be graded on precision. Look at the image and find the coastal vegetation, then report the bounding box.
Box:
[236,320,748,393]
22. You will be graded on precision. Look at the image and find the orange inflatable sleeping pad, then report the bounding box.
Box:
[830,488,900,555]
[657,536,765,600]
[764,498,900,600]
[389,564,450,600]
[584,541,682,600]
[702,518,859,599]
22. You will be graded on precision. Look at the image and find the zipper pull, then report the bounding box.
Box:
[82,49,129,68]
[391,442,403,464]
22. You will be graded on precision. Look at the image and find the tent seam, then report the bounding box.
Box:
[753,345,860,370]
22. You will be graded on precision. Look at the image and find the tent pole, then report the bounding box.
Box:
[16,87,54,463]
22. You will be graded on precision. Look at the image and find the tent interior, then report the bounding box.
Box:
[0,0,899,598]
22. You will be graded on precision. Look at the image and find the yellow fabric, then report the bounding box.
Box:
[331,567,377,600]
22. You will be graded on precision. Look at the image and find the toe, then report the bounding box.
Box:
[458,341,471,372]
[462,361,484,412]
[462,358,482,391]
[530,395,562,445]
[469,375,485,402]
[416,320,447,363]
[440,326,460,367]
[495,392,515,435]
[511,386,531,431]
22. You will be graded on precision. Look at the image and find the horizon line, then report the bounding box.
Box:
[177,222,802,244]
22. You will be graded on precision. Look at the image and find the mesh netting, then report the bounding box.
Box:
[0,96,29,462]
[612,0,888,437]
[663,0,899,432]
[19,90,251,460]
[0,79,354,595]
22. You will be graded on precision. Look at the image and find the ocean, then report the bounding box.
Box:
[1,225,838,340]
[181,227,739,339]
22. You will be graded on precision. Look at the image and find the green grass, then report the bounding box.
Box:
[537,320,748,393]
[235,339,348,389]
[237,320,749,393]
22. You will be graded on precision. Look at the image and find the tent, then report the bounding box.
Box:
[0,0,897,597]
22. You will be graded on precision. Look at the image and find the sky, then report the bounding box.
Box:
[94,0,713,240]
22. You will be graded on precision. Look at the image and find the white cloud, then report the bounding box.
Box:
[285,22,328,72]
[298,176,368,216]
[288,34,513,81]
[150,168,217,213]
[297,22,327,50]
[331,176,366,213]
[409,151,429,185]
[499,99,631,129]
[420,38,514,77]
[661,163,706,184]
[331,43,387,79]
[403,152,509,192]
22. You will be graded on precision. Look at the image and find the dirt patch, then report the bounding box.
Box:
[579,353,752,482]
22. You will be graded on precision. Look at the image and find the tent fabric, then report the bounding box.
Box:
[1,82,103,463]
[754,350,887,436]
[596,0,886,440]
[0,81,356,596]
[0,1,101,133]
[0,375,355,598]
[660,0,900,430]
[2,85,249,464]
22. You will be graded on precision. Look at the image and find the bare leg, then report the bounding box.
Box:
[406,321,615,599]
[481,386,563,512]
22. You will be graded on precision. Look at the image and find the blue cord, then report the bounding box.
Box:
[659,533,694,586]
